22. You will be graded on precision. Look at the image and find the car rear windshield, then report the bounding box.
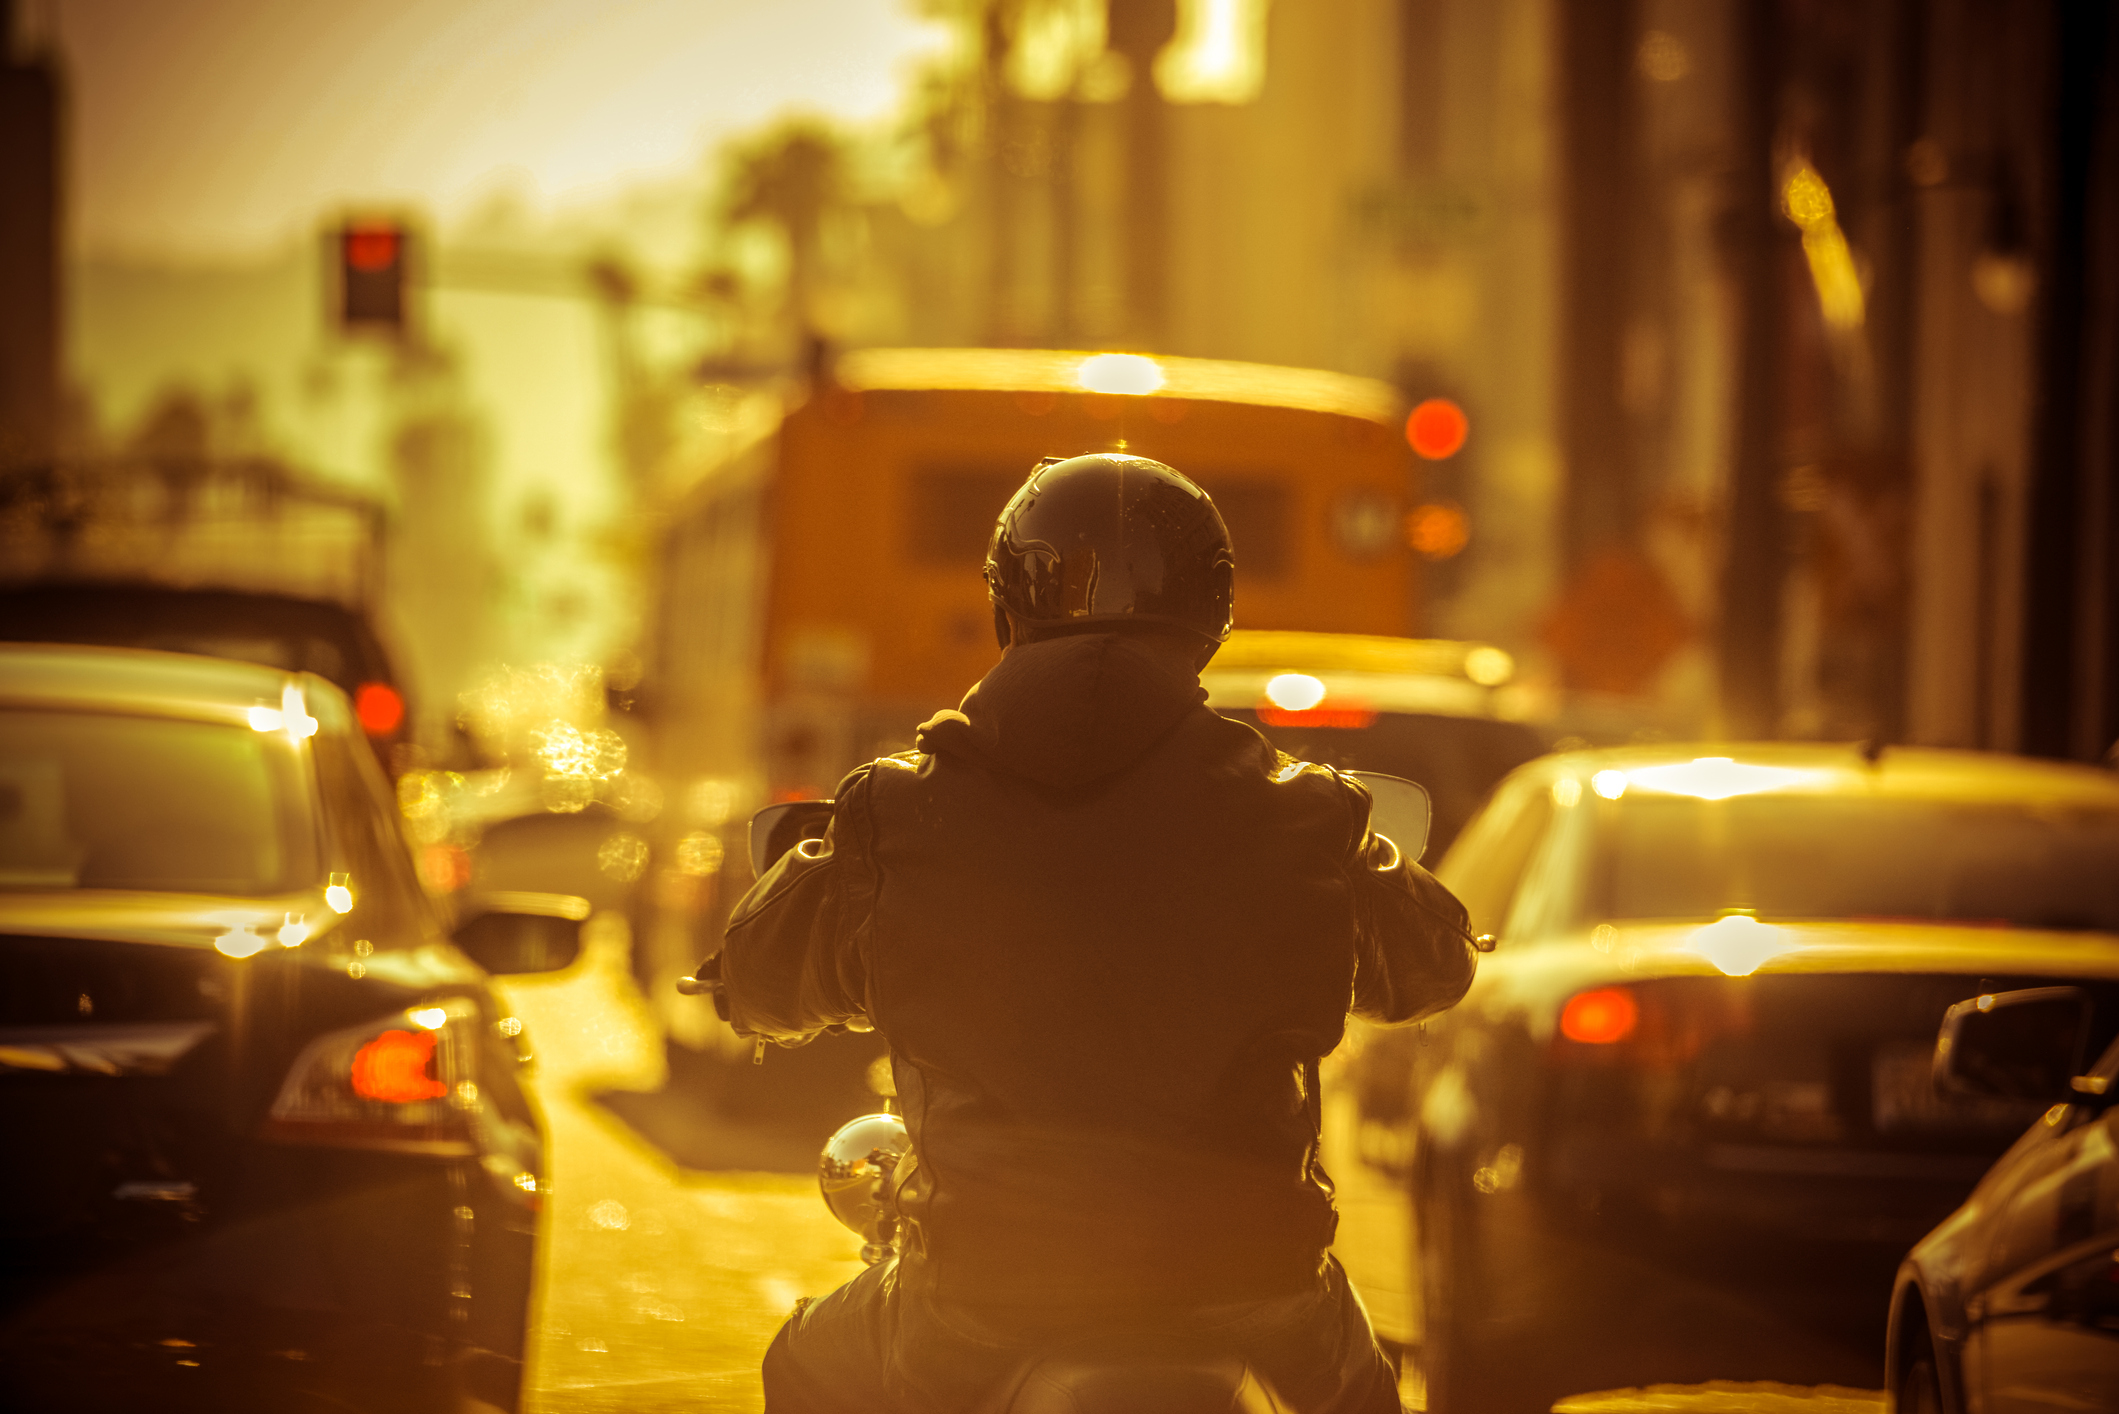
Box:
[0,710,319,895]
[1598,796,2119,932]
[1232,709,1546,858]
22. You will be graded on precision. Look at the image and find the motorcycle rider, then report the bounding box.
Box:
[706,453,1477,1411]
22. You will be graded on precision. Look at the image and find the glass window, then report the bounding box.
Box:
[1237,710,1545,858]
[903,466,1291,578]
[0,709,318,895]
[1437,779,1555,939]
[906,468,1025,565]
[313,729,431,945]
[1595,796,2119,931]
[1202,479,1290,579]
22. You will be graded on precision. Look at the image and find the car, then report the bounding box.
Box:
[1888,986,2119,1414]
[1351,743,2119,1413]
[0,643,576,1412]
[0,581,413,769]
[1201,629,1547,859]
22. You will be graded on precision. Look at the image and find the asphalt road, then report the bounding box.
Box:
[495,918,1885,1413]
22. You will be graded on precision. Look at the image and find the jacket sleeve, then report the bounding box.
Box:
[1341,776,1477,1025]
[713,765,880,1044]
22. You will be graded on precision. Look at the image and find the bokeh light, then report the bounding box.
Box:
[1406,398,1469,460]
[1406,501,1470,559]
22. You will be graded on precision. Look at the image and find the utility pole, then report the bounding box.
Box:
[1108,0,1177,349]
[0,0,60,471]
[1555,0,1640,575]
[1718,0,1789,739]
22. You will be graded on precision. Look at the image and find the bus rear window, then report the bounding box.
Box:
[904,465,1290,577]
[907,468,1025,565]
[1205,479,1290,578]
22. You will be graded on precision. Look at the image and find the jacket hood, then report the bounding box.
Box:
[916,633,1206,790]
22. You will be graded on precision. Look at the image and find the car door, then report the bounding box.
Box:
[1972,1039,2119,1413]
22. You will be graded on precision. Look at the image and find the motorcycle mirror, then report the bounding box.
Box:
[748,799,835,879]
[1348,771,1432,863]
[451,891,591,975]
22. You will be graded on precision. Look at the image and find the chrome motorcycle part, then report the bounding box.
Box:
[819,1112,911,1265]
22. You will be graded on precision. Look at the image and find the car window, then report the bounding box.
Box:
[132,631,350,687]
[1591,796,2119,930]
[313,727,431,946]
[1436,776,1555,940]
[1232,710,1545,858]
[0,708,319,895]
[1501,786,1593,942]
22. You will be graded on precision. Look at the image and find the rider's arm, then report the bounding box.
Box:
[1343,782,1477,1026]
[714,766,882,1044]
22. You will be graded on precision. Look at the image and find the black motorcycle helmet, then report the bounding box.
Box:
[982,453,1235,649]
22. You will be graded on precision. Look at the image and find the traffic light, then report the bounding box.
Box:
[337,220,408,333]
[1405,397,1469,460]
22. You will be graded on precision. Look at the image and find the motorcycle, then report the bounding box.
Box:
[686,772,1438,1412]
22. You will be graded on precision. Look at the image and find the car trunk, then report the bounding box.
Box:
[1542,970,2119,1246]
[0,933,475,1409]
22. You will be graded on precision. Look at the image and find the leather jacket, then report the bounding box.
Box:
[717,632,1475,1322]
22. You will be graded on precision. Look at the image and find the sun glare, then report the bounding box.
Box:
[1263,673,1327,711]
[1623,757,1820,801]
[1686,914,1793,977]
[1076,353,1165,395]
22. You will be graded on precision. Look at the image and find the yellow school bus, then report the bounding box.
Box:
[651,347,1418,809]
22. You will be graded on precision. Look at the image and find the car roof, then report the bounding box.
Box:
[1527,741,2119,807]
[0,641,334,729]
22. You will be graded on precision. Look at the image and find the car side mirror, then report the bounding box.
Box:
[1935,986,2095,1103]
[748,799,834,879]
[453,891,591,976]
[1349,771,1432,864]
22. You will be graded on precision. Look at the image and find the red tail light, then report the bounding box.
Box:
[266,1001,476,1153]
[1257,706,1380,728]
[355,681,405,735]
[264,999,543,1208]
[351,1028,447,1103]
[1561,987,1639,1044]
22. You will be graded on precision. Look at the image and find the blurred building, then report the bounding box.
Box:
[838,0,2118,760]
[827,0,1564,686]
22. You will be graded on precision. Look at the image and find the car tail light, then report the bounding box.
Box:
[263,999,480,1155]
[1257,705,1380,728]
[355,681,405,736]
[1561,987,1639,1044]
[1552,978,1753,1068]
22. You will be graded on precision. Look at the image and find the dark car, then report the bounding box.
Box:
[1889,987,2119,1414]
[1350,744,2119,1412]
[0,581,413,767]
[1200,629,1546,859]
[0,644,576,1412]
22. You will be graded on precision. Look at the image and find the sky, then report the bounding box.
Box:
[34,0,953,260]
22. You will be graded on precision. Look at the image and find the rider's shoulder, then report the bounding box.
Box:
[831,751,925,793]
[1264,753,1362,802]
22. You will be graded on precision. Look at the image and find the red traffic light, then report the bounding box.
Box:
[1407,398,1469,460]
[345,226,400,273]
[337,220,408,332]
